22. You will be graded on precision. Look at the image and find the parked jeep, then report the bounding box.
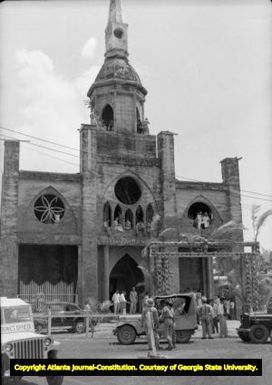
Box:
[113,293,198,345]
[237,312,272,343]
[1,297,63,385]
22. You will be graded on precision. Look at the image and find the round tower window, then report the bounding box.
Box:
[34,194,65,224]
[115,177,141,205]
[114,28,124,39]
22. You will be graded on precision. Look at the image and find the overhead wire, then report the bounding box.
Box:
[1,126,271,203]
[0,125,79,152]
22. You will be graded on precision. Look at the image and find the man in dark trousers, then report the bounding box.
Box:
[198,296,213,339]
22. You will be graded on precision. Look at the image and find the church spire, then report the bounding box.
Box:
[107,0,123,26]
[105,0,128,58]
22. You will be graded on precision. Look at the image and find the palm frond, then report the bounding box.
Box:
[255,209,272,241]
[208,220,247,241]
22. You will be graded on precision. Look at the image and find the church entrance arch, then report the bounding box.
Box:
[109,254,144,302]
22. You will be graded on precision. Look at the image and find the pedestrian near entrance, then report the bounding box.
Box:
[198,296,213,339]
[112,290,120,314]
[141,298,161,351]
[210,298,219,334]
[129,287,138,314]
[160,300,175,350]
[120,291,127,315]
[218,297,228,337]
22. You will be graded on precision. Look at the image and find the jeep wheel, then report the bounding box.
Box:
[117,325,136,345]
[249,325,269,343]
[175,330,191,343]
[74,320,85,334]
[238,331,250,342]
[46,376,64,385]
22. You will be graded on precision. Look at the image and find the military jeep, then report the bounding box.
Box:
[237,311,272,343]
[1,297,63,384]
[113,293,198,345]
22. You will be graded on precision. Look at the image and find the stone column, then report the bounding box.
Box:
[103,245,110,301]
[0,141,20,297]
[220,157,244,248]
[79,125,98,306]
[157,131,178,231]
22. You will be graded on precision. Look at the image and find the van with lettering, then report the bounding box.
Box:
[1,297,63,385]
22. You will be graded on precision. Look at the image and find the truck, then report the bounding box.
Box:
[1,297,63,385]
[113,293,198,345]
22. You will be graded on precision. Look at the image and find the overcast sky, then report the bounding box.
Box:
[0,0,271,249]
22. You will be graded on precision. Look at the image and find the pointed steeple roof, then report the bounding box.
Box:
[106,0,123,27]
[105,0,128,58]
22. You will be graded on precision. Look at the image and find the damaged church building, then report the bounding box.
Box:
[0,0,243,306]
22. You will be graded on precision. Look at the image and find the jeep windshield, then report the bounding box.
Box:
[3,306,32,324]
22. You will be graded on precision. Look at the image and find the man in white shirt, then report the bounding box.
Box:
[112,290,120,314]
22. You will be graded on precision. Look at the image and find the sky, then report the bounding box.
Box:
[0,0,271,249]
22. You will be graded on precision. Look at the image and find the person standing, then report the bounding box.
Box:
[218,297,228,337]
[141,298,161,352]
[160,300,175,350]
[119,290,127,315]
[210,298,219,334]
[112,290,120,315]
[198,296,213,339]
[129,287,138,314]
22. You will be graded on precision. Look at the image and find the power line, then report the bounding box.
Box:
[0,133,78,158]
[176,174,272,200]
[1,128,271,203]
[0,125,79,152]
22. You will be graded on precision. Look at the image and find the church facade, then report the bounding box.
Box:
[0,0,243,305]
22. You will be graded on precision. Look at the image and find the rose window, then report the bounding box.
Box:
[34,194,65,224]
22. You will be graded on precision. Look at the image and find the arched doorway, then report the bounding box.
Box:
[109,254,144,302]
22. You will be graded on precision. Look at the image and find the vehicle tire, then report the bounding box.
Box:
[46,376,64,385]
[175,330,191,343]
[117,325,136,345]
[238,331,250,342]
[249,325,269,343]
[74,320,85,334]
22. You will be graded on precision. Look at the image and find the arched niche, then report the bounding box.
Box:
[103,201,112,227]
[109,254,144,302]
[101,104,114,131]
[19,185,78,234]
[135,205,144,224]
[136,108,143,134]
[114,204,122,223]
[146,204,154,224]
[183,196,223,234]
[124,209,133,230]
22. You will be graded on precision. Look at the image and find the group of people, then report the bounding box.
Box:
[104,217,147,235]
[193,211,211,230]
[197,296,231,339]
[141,297,178,352]
[111,287,139,315]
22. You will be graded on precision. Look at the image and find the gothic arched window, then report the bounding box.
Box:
[188,202,212,230]
[101,104,114,131]
[114,204,122,223]
[103,201,112,227]
[136,108,143,134]
[34,194,65,224]
[125,209,133,230]
[146,204,154,224]
[135,205,144,224]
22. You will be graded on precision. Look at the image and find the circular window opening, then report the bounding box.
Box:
[114,28,124,39]
[188,202,212,230]
[34,194,65,224]
[115,177,141,205]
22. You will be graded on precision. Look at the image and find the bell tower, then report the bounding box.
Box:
[87,0,147,134]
